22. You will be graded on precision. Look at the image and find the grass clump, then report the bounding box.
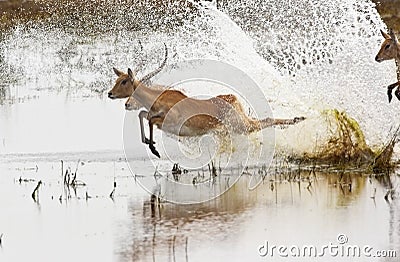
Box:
[298,109,398,170]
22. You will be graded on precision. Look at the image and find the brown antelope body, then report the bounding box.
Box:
[109,67,305,158]
[375,29,400,102]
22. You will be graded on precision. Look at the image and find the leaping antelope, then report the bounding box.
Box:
[108,53,306,158]
[375,29,400,102]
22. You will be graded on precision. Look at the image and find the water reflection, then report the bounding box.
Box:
[118,171,399,261]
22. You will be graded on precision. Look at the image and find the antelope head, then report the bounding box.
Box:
[375,29,400,63]
[124,96,139,111]
[108,68,138,99]
[108,43,168,100]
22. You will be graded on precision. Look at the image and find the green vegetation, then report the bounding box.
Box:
[298,109,398,171]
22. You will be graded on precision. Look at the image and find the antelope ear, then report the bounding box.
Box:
[389,29,399,44]
[113,67,124,76]
[127,68,135,81]
[381,29,391,40]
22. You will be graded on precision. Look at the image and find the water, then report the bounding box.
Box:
[0,0,399,261]
[0,160,398,261]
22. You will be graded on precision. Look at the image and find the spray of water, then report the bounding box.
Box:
[0,0,399,162]
[217,0,400,159]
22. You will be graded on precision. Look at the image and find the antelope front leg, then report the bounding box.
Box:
[387,82,399,103]
[138,110,154,145]
[148,115,164,158]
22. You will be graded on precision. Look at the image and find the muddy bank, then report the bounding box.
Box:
[0,0,199,32]
[2,0,400,32]
[372,0,400,31]
[0,0,45,30]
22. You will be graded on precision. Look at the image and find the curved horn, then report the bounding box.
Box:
[135,40,145,73]
[389,29,399,44]
[137,40,143,52]
[139,43,168,85]
[381,29,391,39]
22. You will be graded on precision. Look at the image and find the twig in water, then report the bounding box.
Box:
[185,236,188,262]
[32,180,42,202]
[371,188,377,199]
[150,194,157,217]
[68,160,81,187]
[61,160,63,178]
[307,180,312,191]
[70,172,77,187]
[62,163,86,188]
[18,177,35,184]
[109,189,115,199]
[74,159,80,175]
[64,168,70,185]
[172,163,182,181]
[172,235,176,262]
[109,180,117,199]
[384,189,392,202]
[85,191,91,200]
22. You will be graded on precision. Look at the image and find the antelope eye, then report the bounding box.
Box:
[385,44,391,50]
[121,79,127,85]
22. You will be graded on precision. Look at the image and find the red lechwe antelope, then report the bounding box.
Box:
[108,47,306,158]
[375,29,400,102]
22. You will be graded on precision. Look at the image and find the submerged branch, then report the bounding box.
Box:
[31,180,42,202]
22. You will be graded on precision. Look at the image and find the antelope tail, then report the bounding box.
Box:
[259,117,306,129]
[245,116,305,133]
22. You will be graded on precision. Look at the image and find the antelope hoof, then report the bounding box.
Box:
[149,145,160,158]
[294,116,306,123]
[144,138,155,145]
[388,89,393,103]
[387,84,397,103]
[395,88,400,101]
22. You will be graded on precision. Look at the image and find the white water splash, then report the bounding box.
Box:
[0,0,398,158]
